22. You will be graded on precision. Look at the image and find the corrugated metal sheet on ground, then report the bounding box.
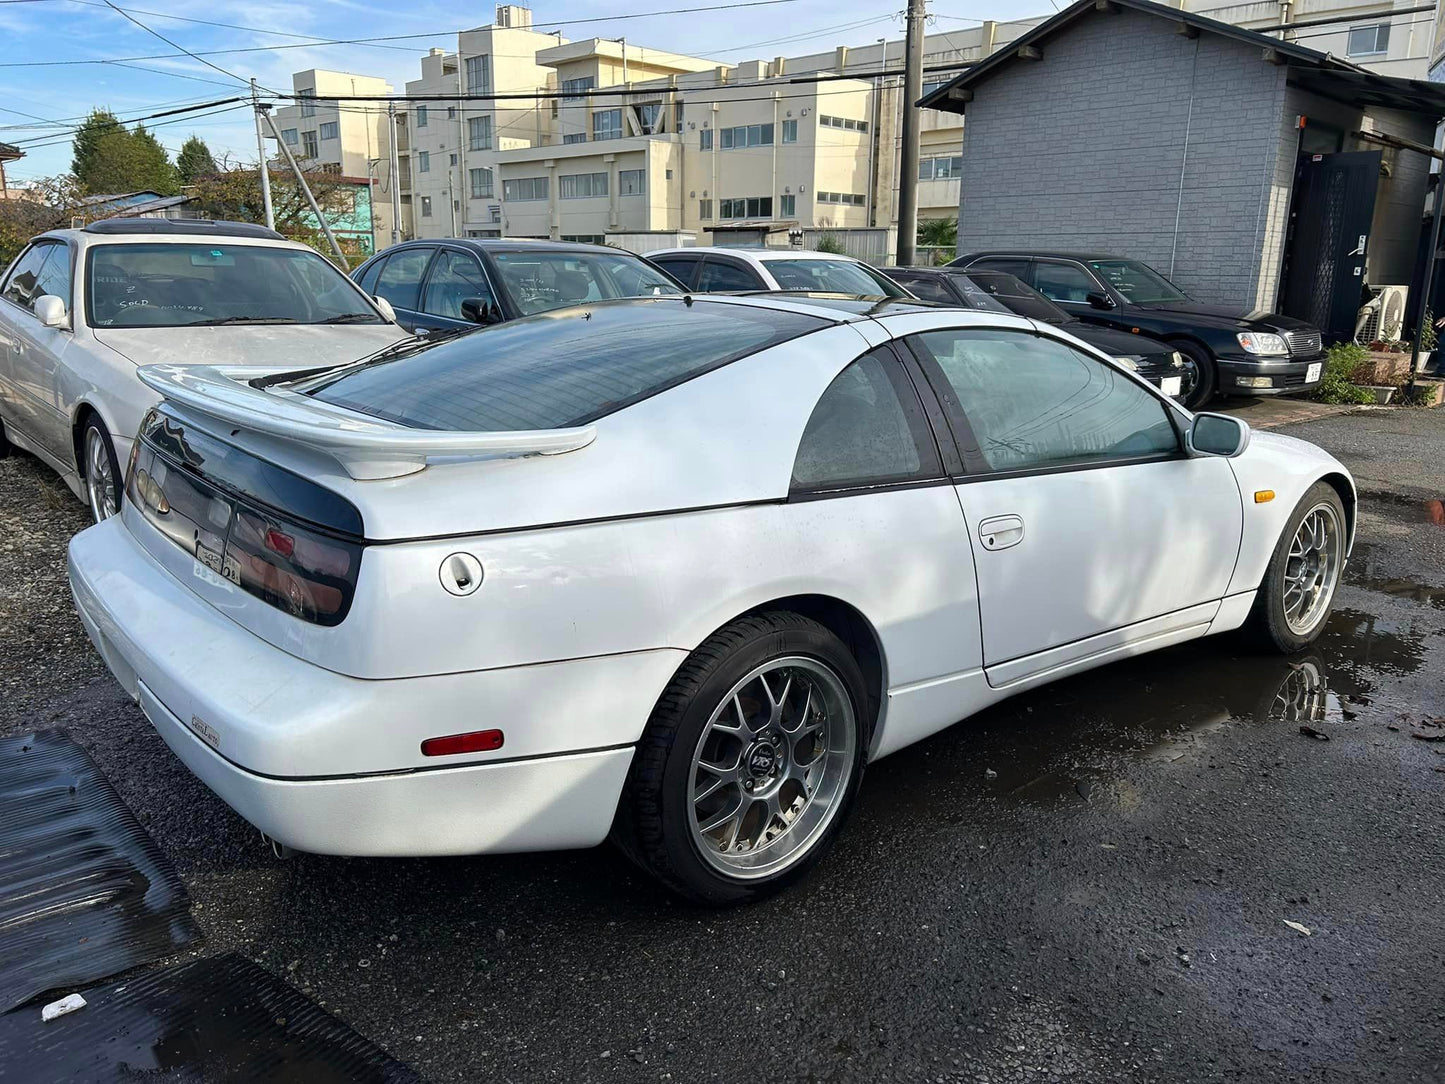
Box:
[0,953,421,1082]
[0,729,201,1012]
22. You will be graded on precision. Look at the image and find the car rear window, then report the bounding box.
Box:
[295,298,826,431]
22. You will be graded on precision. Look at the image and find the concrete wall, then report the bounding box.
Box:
[955,7,1291,309]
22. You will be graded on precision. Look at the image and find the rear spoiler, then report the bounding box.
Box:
[136,363,597,480]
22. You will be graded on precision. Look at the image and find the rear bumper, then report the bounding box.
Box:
[1216,353,1325,397]
[66,517,673,856]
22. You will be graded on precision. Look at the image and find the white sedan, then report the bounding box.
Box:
[67,294,1354,904]
[649,246,914,297]
[0,219,409,522]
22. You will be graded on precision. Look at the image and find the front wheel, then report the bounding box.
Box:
[81,416,122,523]
[1175,341,1217,410]
[612,611,869,905]
[1246,482,1347,653]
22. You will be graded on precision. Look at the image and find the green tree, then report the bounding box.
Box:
[188,161,362,265]
[71,112,178,196]
[70,109,123,190]
[127,124,179,194]
[917,217,957,252]
[175,134,217,184]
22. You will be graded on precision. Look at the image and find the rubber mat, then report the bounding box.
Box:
[0,729,202,1012]
[0,953,420,1082]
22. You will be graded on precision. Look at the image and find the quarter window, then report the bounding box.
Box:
[791,348,938,492]
[912,329,1179,473]
[1032,261,1099,303]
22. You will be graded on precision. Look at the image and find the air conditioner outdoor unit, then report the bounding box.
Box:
[1356,284,1408,344]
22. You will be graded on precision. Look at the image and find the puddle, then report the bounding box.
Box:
[1344,542,1445,610]
[1359,491,1445,528]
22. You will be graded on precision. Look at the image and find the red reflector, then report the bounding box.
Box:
[264,527,295,558]
[421,730,505,757]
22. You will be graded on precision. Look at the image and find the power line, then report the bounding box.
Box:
[6,96,247,148]
[98,0,259,89]
[14,103,254,152]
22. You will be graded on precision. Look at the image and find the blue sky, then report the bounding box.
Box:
[0,0,1051,183]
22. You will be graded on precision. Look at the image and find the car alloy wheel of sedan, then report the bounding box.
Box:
[689,656,857,878]
[84,423,120,523]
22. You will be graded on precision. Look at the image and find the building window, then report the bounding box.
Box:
[781,119,797,143]
[502,176,549,201]
[819,115,867,132]
[922,79,947,98]
[1347,22,1390,55]
[816,191,866,206]
[469,167,494,198]
[633,102,663,134]
[563,132,587,144]
[418,150,431,173]
[719,196,772,218]
[700,128,712,151]
[618,169,645,196]
[665,168,673,180]
[560,171,608,199]
[420,195,433,218]
[561,234,606,244]
[448,153,457,166]
[490,205,502,223]
[720,123,773,150]
[699,199,712,219]
[416,105,428,128]
[299,89,315,117]
[466,54,491,94]
[593,108,623,141]
[780,194,795,217]
[674,101,684,129]
[281,128,298,146]
[471,117,496,150]
[318,121,338,141]
[562,76,595,100]
[302,130,318,158]
[917,155,963,181]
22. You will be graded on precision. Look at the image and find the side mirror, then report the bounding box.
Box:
[33,295,69,329]
[372,296,398,324]
[1187,412,1251,458]
[1085,290,1115,311]
[461,297,502,325]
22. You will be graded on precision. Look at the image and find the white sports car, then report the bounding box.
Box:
[67,294,1354,904]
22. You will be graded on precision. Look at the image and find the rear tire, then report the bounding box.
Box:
[1245,482,1347,653]
[1176,340,1217,410]
[612,611,870,905]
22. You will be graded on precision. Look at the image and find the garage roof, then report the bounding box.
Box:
[919,0,1445,120]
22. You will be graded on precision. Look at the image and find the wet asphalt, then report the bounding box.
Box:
[1,408,1443,1083]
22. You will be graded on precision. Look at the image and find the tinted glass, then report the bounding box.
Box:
[914,329,1179,472]
[1032,261,1099,304]
[297,300,824,431]
[422,249,495,319]
[87,243,380,328]
[967,257,1032,280]
[32,244,72,308]
[792,349,938,491]
[355,257,383,295]
[373,247,433,311]
[697,258,762,292]
[763,259,908,297]
[892,275,957,305]
[957,272,1066,322]
[650,255,699,288]
[1087,259,1188,303]
[2,243,55,311]
[490,250,681,316]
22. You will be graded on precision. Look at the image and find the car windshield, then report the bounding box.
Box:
[489,250,683,316]
[957,272,1069,323]
[87,243,381,328]
[1087,259,1189,304]
[294,299,824,431]
[762,258,910,297]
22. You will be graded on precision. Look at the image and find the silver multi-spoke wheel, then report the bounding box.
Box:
[84,426,119,522]
[689,657,856,880]
[1282,503,1342,636]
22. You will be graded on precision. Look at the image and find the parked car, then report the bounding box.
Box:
[649,246,913,297]
[68,293,1354,904]
[0,219,410,523]
[888,266,1199,405]
[950,251,1327,404]
[350,238,686,334]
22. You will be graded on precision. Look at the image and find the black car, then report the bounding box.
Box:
[887,266,1196,404]
[350,239,685,334]
[949,251,1326,405]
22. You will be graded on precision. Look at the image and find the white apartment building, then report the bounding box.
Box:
[270,69,404,246]
[1183,0,1435,78]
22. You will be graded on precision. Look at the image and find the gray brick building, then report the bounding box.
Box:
[921,0,1445,334]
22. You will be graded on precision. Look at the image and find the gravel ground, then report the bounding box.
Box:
[2,410,1443,1083]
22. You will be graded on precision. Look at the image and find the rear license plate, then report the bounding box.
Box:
[1306,362,1323,383]
[1160,376,1182,397]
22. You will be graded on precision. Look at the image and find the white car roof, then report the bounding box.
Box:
[38,229,318,254]
[650,246,872,268]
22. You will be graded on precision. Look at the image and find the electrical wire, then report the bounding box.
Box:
[14,102,254,152]
[6,96,247,147]
[97,0,260,90]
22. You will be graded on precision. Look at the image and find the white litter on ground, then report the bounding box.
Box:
[40,993,86,1021]
[1283,920,1313,937]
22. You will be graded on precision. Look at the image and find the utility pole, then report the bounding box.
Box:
[894,0,926,267]
[251,79,275,231]
[387,102,402,245]
[259,105,350,267]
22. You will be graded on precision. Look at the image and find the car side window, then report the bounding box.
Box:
[1032,261,1099,304]
[2,243,57,312]
[968,257,1032,281]
[355,256,384,296]
[651,255,699,288]
[791,347,941,492]
[31,244,72,310]
[698,257,762,292]
[897,276,956,304]
[911,328,1179,474]
[422,249,496,320]
[373,247,435,311]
